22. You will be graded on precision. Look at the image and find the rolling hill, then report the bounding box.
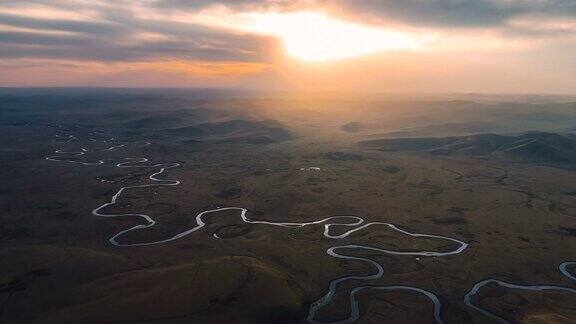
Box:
[159,119,293,144]
[360,132,576,166]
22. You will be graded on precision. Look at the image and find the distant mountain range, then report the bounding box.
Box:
[361,132,576,166]
[159,119,293,144]
[340,122,363,133]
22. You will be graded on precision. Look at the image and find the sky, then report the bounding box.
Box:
[0,0,575,93]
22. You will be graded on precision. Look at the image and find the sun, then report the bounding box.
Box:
[231,12,425,62]
[194,11,426,62]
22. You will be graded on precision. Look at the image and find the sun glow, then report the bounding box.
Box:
[245,13,425,62]
[200,12,426,62]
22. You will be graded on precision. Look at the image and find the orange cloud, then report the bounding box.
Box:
[0,58,271,87]
[128,60,270,76]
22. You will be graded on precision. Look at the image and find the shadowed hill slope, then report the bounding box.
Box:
[361,132,576,166]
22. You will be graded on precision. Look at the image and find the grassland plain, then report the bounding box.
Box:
[1,91,576,323]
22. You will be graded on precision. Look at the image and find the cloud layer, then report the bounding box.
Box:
[2,0,574,63]
[0,0,574,90]
[0,0,276,63]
